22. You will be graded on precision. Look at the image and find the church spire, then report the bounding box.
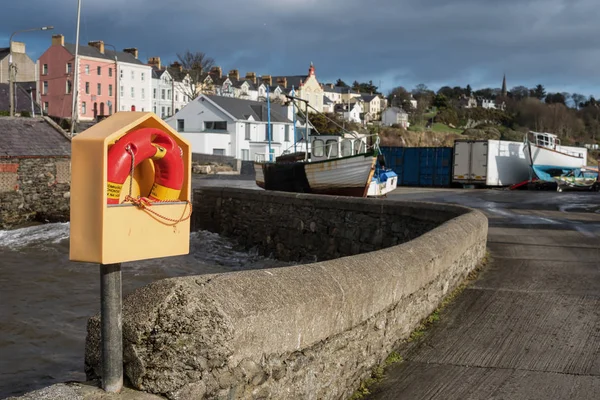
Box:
[501,73,507,97]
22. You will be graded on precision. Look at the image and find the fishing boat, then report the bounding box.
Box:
[523,131,588,181]
[367,154,398,197]
[255,133,377,197]
[553,166,599,192]
[254,92,379,197]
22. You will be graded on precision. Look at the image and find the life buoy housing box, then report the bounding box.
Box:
[69,112,191,264]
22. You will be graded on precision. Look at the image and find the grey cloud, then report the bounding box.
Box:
[1,0,598,96]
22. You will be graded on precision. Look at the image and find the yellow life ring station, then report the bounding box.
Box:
[69,112,192,264]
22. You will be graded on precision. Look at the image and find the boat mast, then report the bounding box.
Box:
[70,0,82,137]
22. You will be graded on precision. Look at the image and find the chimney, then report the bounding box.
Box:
[170,61,183,72]
[123,48,138,59]
[245,72,256,84]
[276,77,287,88]
[228,69,240,81]
[148,57,161,70]
[262,75,272,86]
[52,34,64,47]
[88,40,105,54]
[210,66,222,78]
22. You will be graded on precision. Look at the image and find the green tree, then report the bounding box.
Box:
[545,92,566,105]
[387,86,412,109]
[466,84,472,96]
[335,79,348,87]
[530,84,546,100]
[433,93,449,109]
[571,93,586,109]
[510,86,529,100]
[352,80,379,94]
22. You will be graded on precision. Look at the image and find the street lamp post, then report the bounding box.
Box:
[9,26,53,116]
[104,43,118,115]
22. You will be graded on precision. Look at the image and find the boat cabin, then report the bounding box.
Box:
[310,134,368,162]
[532,131,560,149]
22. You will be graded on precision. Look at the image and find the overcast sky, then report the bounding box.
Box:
[1,0,598,97]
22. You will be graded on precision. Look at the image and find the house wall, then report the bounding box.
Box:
[0,42,36,84]
[118,62,152,112]
[0,157,70,229]
[152,72,174,118]
[38,45,74,119]
[297,75,324,113]
[77,56,117,120]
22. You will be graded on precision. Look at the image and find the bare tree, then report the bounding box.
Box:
[174,50,216,100]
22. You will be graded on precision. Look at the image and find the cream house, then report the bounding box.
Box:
[272,63,324,113]
[357,94,382,118]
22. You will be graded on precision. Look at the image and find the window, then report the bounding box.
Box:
[42,64,48,75]
[312,139,324,157]
[120,69,123,79]
[141,72,145,81]
[43,81,48,94]
[131,87,135,98]
[120,86,124,97]
[264,123,272,141]
[168,90,172,100]
[82,102,87,115]
[66,63,72,74]
[341,139,352,157]
[204,121,227,131]
[85,82,90,94]
[153,88,156,99]
[161,107,165,117]
[97,83,101,96]
[66,80,72,94]
[354,140,365,154]
[284,125,290,142]
[97,66,101,75]
[161,89,165,100]
[326,139,339,157]
[177,119,184,132]
[44,102,49,111]
[167,107,171,116]
[175,93,179,101]
[141,88,145,99]
[85,65,89,75]
[241,149,249,161]
[213,149,226,156]
[245,124,251,140]
[109,68,112,77]
[131,71,134,80]
[108,84,113,96]
[153,106,156,113]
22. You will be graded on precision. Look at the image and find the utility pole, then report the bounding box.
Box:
[171,75,175,116]
[104,43,118,114]
[8,26,53,116]
[70,0,82,136]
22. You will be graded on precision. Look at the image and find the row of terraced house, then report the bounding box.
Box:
[4,33,407,128]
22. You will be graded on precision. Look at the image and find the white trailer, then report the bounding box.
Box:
[452,139,530,187]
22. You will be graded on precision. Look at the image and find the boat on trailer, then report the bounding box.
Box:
[523,131,588,182]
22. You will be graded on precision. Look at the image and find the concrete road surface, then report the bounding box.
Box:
[368,187,600,400]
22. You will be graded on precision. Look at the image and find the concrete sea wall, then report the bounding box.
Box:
[85,188,487,399]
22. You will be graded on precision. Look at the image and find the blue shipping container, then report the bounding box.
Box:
[379,147,453,187]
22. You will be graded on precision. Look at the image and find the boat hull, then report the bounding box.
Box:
[254,153,377,197]
[524,143,587,181]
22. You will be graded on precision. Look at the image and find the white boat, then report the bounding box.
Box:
[523,131,587,181]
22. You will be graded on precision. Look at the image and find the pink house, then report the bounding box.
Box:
[38,34,117,121]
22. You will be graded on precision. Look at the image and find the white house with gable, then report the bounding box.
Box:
[167,94,296,161]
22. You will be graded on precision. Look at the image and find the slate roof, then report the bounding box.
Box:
[323,86,350,94]
[360,94,377,102]
[271,75,307,89]
[63,43,145,65]
[206,95,291,123]
[323,96,333,105]
[0,117,71,157]
[0,82,42,114]
[231,79,256,90]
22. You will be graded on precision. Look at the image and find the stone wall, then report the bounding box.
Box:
[0,157,70,228]
[85,188,487,399]
[192,152,240,171]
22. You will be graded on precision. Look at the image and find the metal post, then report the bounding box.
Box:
[267,85,272,161]
[8,49,14,116]
[305,100,309,162]
[292,86,296,153]
[100,263,123,393]
[70,0,82,136]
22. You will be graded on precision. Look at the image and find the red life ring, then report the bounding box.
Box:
[106,128,184,205]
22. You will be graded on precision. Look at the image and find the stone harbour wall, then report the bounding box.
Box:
[85,188,488,400]
[0,157,71,229]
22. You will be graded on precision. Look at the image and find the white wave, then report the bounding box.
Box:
[0,223,70,249]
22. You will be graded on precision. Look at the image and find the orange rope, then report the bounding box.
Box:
[123,195,192,226]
